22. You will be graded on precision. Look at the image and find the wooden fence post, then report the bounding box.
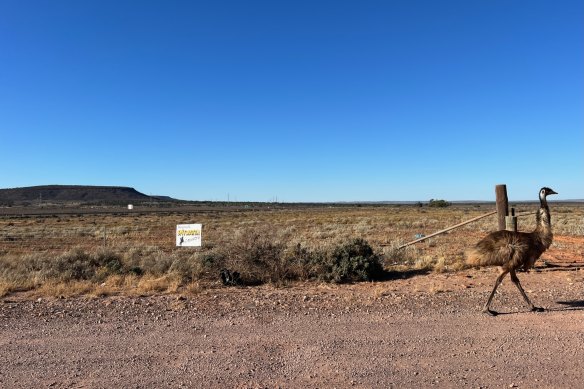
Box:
[495,184,508,231]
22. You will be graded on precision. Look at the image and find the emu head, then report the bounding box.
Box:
[539,187,558,201]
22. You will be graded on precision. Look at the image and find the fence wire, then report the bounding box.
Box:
[0,225,187,255]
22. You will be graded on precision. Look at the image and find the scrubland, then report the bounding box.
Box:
[0,203,582,297]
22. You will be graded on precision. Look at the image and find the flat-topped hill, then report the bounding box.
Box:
[0,185,155,204]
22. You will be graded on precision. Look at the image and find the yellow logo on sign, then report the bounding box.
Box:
[177,229,201,236]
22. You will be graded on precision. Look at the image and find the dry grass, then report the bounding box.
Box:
[34,280,95,298]
[136,275,182,294]
[0,281,13,298]
[1,203,582,296]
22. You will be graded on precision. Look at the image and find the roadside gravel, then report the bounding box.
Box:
[1,268,583,388]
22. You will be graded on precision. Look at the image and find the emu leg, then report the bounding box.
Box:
[483,268,508,316]
[510,270,544,312]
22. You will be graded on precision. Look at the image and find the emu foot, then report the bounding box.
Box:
[531,306,545,313]
[483,308,498,316]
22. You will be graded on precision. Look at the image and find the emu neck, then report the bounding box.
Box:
[535,196,553,248]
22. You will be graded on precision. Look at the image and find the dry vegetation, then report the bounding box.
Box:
[1,203,582,297]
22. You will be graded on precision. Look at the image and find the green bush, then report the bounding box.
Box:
[428,199,451,208]
[322,238,384,283]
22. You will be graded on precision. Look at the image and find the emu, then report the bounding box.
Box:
[466,187,557,315]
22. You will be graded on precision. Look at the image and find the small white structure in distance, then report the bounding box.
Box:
[176,224,202,247]
[128,204,134,210]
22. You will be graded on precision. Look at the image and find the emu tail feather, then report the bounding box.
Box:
[465,247,494,267]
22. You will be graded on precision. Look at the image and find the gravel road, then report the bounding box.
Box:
[1,268,583,388]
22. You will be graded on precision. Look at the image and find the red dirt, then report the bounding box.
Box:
[2,267,584,388]
[544,235,584,265]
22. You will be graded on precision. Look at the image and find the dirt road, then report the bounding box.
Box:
[1,268,583,388]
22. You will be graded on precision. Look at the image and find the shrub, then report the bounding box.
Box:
[50,249,96,281]
[130,249,173,276]
[284,243,327,280]
[31,248,124,282]
[322,238,384,283]
[221,229,287,284]
[428,199,451,208]
[96,250,124,273]
[217,233,385,285]
[197,252,226,277]
[167,252,221,282]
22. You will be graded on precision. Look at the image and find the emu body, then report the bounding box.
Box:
[466,187,557,315]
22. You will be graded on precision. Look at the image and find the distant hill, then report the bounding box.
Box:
[0,185,168,204]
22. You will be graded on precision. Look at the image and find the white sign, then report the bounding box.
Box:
[176,224,202,247]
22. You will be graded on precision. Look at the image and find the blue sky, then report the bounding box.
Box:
[1,1,582,202]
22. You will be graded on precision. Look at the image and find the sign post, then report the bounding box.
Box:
[176,224,202,247]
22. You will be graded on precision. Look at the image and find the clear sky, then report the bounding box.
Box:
[1,1,582,202]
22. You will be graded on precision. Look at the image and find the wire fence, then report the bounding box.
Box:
[0,224,183,255]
